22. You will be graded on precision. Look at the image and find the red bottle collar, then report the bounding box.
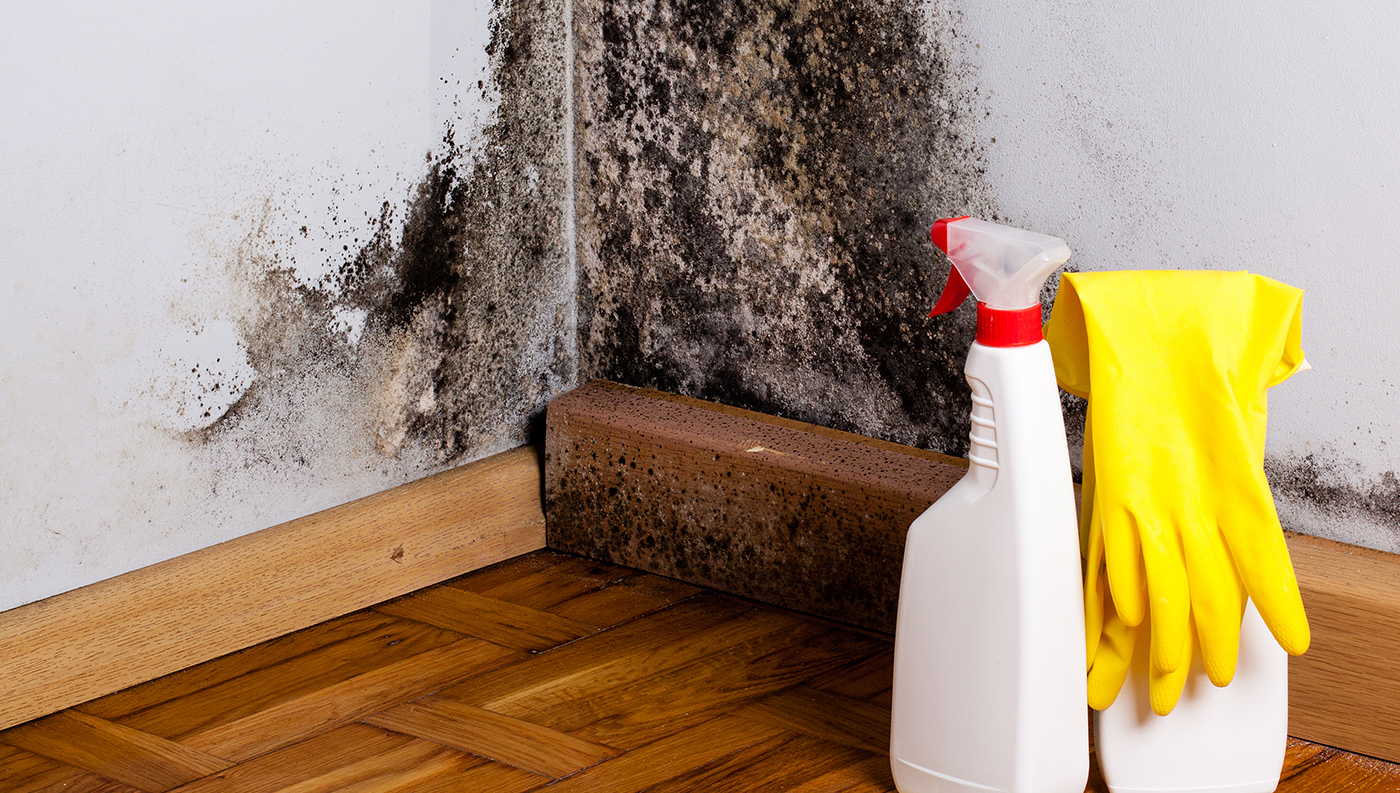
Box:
[976,304,1042,347]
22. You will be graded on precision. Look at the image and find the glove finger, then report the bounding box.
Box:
[1085,581,1103,672]
[1183,518,1246,686]
[1083,500,1106,670]
[1085,567,1105,672]
[1087,595,1138,711]
[1136,511,1190,674]
[1079,401,1098,552]
[1216,468,1311,656]
[1088,400,1147,630]
[1100,500,1145,628]
[1149,611,1197,716]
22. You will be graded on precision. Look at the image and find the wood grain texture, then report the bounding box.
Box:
[182,638,523,762]
[459,555,634,609]
[536,715,789,793]
[439,596,776,715]
[785,756,896,793]
[0,743,146,793]
[733,686,891,754]
[167,724,421,793]
[1276,737,1400,792]
[0,711,230,792]
[115,617,466,742]
[77,612,404,723]
[1286,531,1400,763]
[195,736,475,793]
[643,732,872,793]
[403,761,546,793]
[807,649,895,703]
[363,696,619,778]
[0,445,545,732]
[544,380,966,633]
[546,573,701,629]
[546,380,1400,764]
[535,626,885,750]
[1,550,1396,793]
[376,585,595,653]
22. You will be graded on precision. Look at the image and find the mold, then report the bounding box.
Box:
[3,0,581,613]
[213,0,574,466]
[574,0,1000,457]
[1266,454,1400,553]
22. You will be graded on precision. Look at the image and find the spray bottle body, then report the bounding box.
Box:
[890,340,1088,793]
[1094,599,1288,793]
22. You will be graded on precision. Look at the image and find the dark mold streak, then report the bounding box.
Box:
[1267,455,1400,540]
[576,0,1002,457]
[209,0,572,467]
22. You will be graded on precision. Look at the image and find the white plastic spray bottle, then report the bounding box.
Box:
[1095,600,1288,793]
[890,217,1087,793]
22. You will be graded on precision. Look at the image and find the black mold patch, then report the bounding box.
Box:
[214,0,572,465]
[1266,454,1400,548]
[576,0,998,454]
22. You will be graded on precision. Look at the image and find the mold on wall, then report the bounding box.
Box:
[573,0,1400,553]
[943,0,1400,551]
[573,0,1005,457]
[0,0,572,611]
[1268,455,1400,554]
[226,0,574,467]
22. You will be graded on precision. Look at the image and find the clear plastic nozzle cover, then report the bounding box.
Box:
[942,218,1071,310]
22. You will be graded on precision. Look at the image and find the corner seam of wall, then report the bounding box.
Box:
[562,0,580,384]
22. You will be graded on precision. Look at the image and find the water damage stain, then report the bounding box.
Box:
[211,0,572,466]
[575,0,1001,456]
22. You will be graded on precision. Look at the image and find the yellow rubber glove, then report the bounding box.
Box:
[1046,270,1309,715]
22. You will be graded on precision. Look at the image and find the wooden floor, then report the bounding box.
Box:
[1,550,1397,793]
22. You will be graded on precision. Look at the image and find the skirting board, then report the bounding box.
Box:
[0,445,545,732]
[544,380,1400,763]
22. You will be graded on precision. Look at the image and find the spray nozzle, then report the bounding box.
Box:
[927,216,1072,347]
[928,217,1071,315]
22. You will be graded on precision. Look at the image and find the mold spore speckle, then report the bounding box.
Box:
[1267,453,1400,553]
[209,0,573,467]
[575,0,999,456]
[123,320,256,433]
[0,0,574,613]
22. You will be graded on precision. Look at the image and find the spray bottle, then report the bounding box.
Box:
[1094,600,1288,793]
[890,217,1087,793]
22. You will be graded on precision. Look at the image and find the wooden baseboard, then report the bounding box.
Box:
[1286,533,1400,762]
[544,380,1400,763]
[0,445,546,732]
[544,380,967,633]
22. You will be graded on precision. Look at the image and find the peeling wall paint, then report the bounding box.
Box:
[0,0,571,611]
[574,0,1400,553]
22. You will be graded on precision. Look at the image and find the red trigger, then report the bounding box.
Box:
[929,266,972,317]
[928,215,972,317]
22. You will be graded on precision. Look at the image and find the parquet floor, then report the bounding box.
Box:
[2,550,1397,793]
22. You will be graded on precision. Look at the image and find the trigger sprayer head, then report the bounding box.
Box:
[927,216,1072,347]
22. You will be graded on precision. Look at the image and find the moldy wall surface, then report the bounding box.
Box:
[939,0,1400,553]
[573,0,1016,457]
[574,0,1400,553]
[0,0,572,611]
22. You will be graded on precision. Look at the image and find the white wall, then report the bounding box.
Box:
[942,0,1400,550]
[0,1,513,611]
